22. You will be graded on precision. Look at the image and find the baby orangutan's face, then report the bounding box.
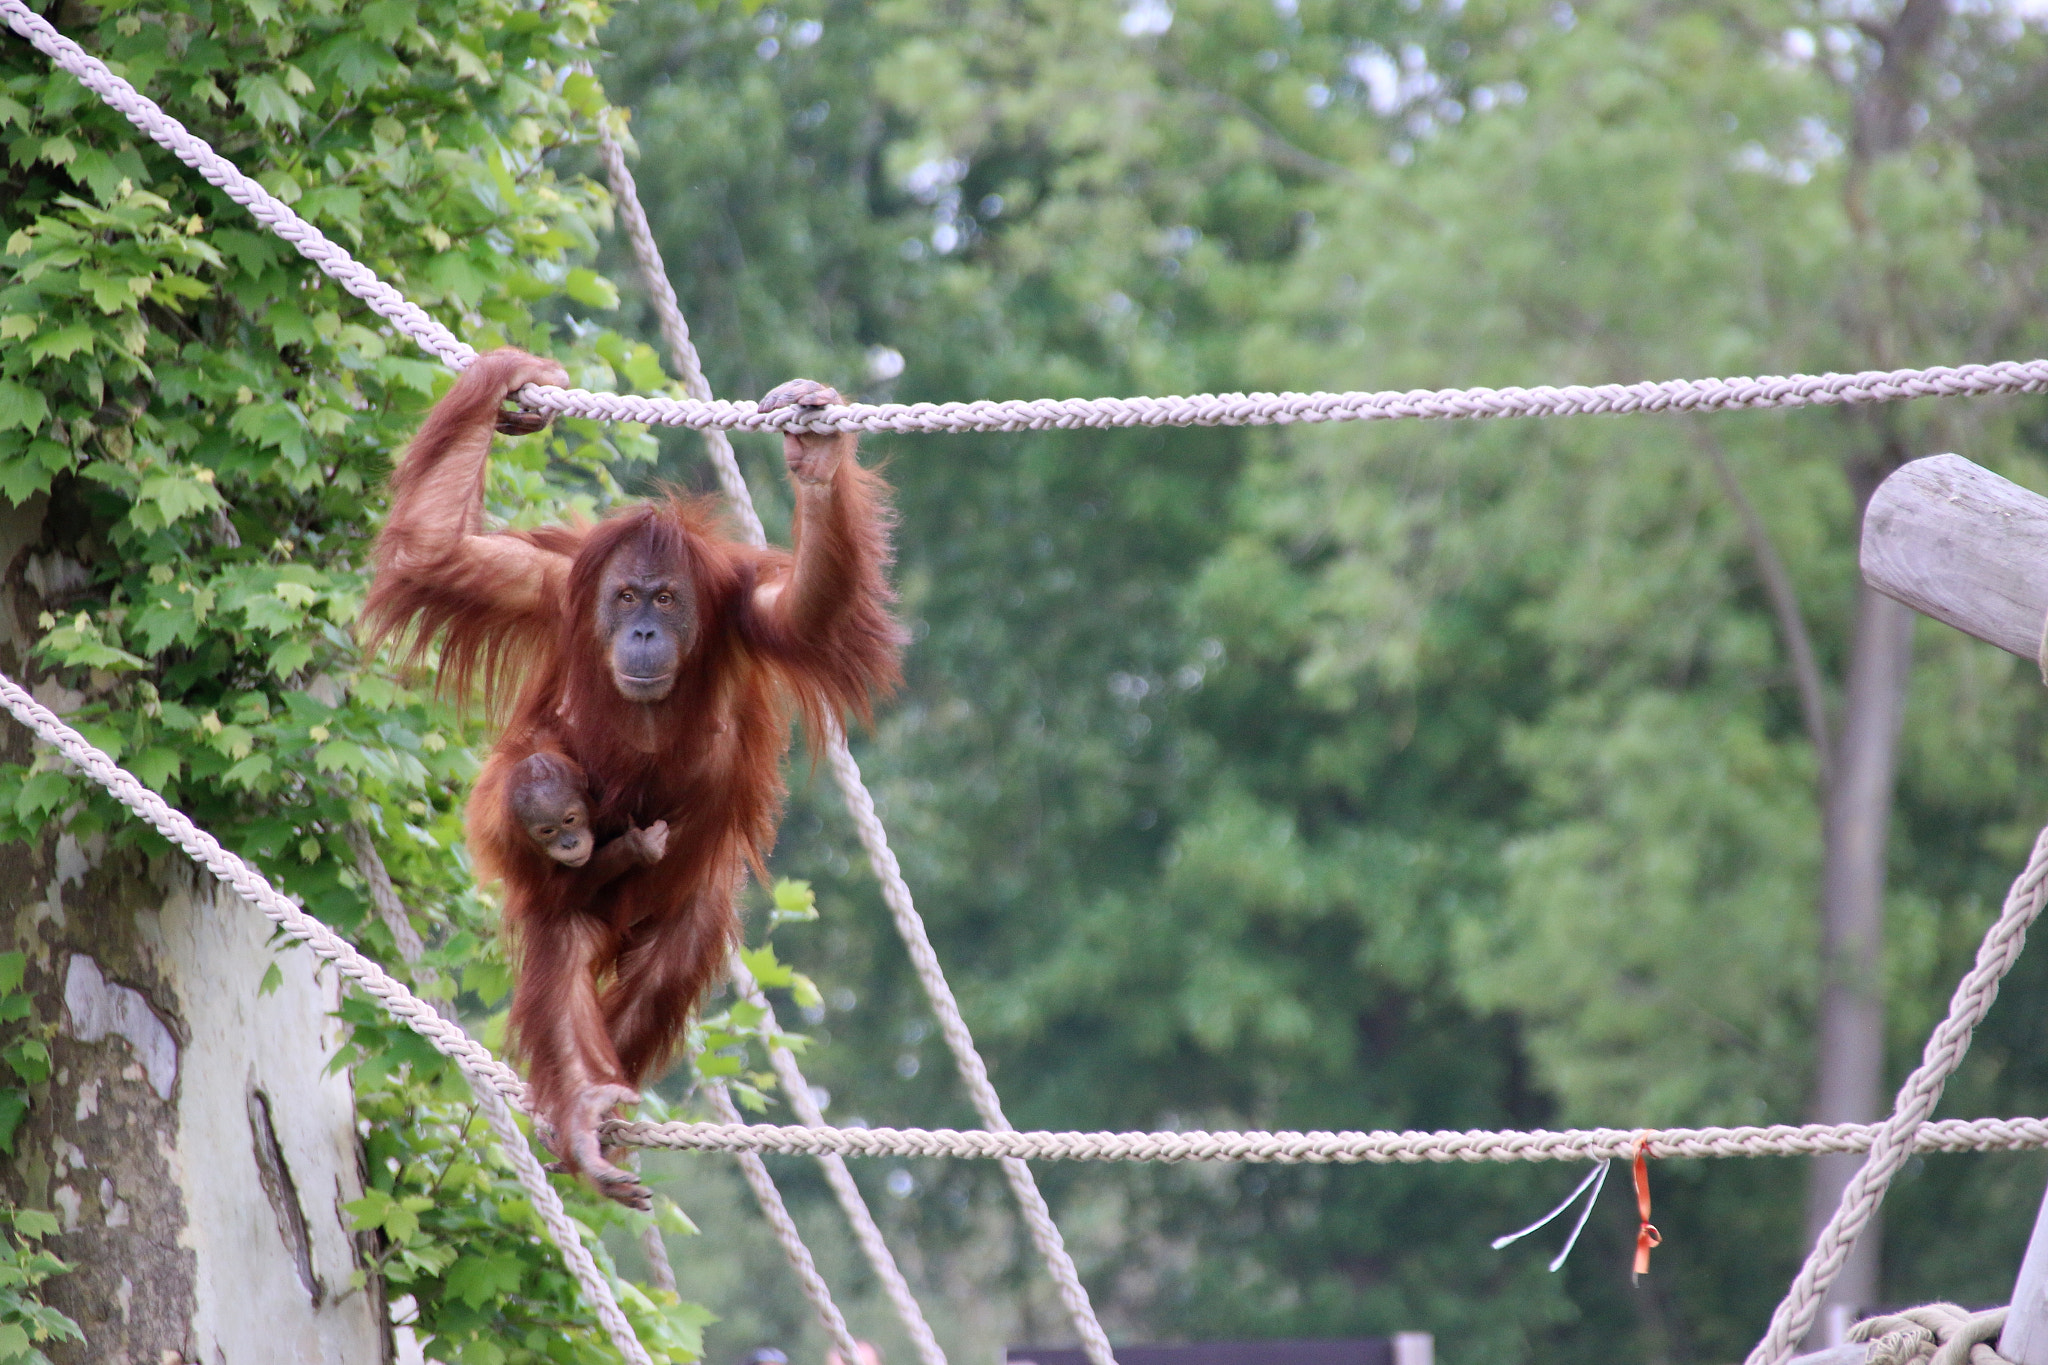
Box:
[525,797,594,866]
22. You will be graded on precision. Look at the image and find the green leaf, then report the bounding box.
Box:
[0,952,24,997]
[136,472,226,527]
[738,944,793,990]
[235,75,303,130]
[563,267,619,309]
[443,1252,523,1307]
[770,877,819,925]
[257,962,282,997]
[4,1040,49,1086]
[223,754,273,787]
[654,1196,699,1236]
[13,773,72,822]
[458,960,512,1008]
[0,384,47,435]
[9,1210,57,1241]
[24,323,92,361]
[128,748,181,789]
[267,639,314,678]
[359,0,416,42]
[314,741,367,773]
[0,1092,27,1158]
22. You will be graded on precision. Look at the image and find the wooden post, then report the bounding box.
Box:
[2002,1180,2048,1365]
[1860,454,2048,663]
[1862,453,2048,1364]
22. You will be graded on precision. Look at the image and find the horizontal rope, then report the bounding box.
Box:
[10,0,2048,439]
[518,359,2048,435]
[605,1112,2048,1164]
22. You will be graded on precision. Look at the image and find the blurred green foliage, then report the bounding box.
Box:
[12,0,2048,1361]
[595,0,2048,1362]
[0,0,714,1358]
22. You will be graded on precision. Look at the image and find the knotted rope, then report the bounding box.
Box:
[1855,1305,2014,1365]
[11,13,2048,1365]
[1746,824,2048,1365]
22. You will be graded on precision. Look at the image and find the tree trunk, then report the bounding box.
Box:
[1797,0,1949,1332]
[1802,577,1916,1338]
[0,498,388,1364]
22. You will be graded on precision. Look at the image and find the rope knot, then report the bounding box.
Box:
[1852,1304,2011,1365]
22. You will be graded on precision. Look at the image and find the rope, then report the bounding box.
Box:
[593,116,1113,1365]
[730,953,952,1365]
[824,736,1117,1365]
[1746,823,2048,1365]
[706,1081,867,1365]
[600,1111,2048,1163]
[0,671,653,1365]
[17,15,2048,1362]
[0,0,472,370]
[590,117,767,547]
[506,359,2048,435]
[17,635,2048,1362]
[596,104,946,1364]
[12,0,2048,438]
[1854,1305,2014,1365]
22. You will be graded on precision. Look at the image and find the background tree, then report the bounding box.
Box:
[0,0,710,1360]
[598,0,2048,1362]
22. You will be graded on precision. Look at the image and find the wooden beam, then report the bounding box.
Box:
[2002,1179,2048,1365]
[1861,454,2048,664]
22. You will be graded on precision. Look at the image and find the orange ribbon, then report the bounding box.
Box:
[1632,1132,1661,1283]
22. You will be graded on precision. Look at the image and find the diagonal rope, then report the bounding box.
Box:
[706,1079,866,1365]
[595,102,945,1365]
[12,0,2048,441]
[729,951,952,1365]
[0,671,653,1365]
[0,0,472,369]
[1744,822,2048,1365]
[17,631,2048,1365]
[593,113,1118,1365]
[824,733,1118,1365]
[16,16,2048,1363]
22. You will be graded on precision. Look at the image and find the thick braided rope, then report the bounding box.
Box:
[1746,822,2048,1365]
[599,107,948,1364]
[508,359,2048,435]
[602,1111,2048,1163]
[0,671,652,1365]
[706,1081,865,1364]
[1852,1304,2013,1365]
[471,1081,655,1365]
[821,735,1117,1365]
[730,953,951,1365]
[0,0,472,369]
[591,116,767,546]
[596,122,1115,1365]
[16,0,2048,438]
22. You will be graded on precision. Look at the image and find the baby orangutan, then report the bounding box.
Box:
[508,752,669,884]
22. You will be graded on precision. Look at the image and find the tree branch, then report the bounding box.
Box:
[1693,425,1834,789]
